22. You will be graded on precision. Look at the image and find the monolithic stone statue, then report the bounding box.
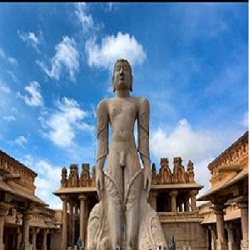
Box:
[86,59,167,250]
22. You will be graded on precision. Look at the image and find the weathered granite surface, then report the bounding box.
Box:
[86,59,167,250]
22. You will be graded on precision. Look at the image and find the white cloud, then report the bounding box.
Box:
[37,36,79,81]
[17,81,44,107]
[241,111,248,127]
[22,155,62,209]
[151,119,218,162]
[7,57,18,66]
[85,31,147,70]
[150,118,236,192]
[17,30,40,52]
[0,85,10,94]
[42,97,94,148]
[3,115,16,122]
[0,47,18,66]
[0,48,4,58]
[7,70,18,83]
[74,3,94,33]
[14,135,27,147]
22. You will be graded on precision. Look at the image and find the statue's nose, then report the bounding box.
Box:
[119,70,124,76]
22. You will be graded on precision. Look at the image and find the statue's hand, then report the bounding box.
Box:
[143,165,151,192]
[95,166,103,198]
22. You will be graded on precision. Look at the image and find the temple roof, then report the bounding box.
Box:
[197,167,248,201]
[0,179,47,206]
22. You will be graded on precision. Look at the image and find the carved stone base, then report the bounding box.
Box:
[86,172,167,250]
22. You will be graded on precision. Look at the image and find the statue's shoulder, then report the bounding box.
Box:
[135,97,149,107]
[97,99,109,112]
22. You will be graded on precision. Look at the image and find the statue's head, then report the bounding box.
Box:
[112,59,133,92]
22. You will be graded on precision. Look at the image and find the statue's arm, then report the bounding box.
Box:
[95,100,109,194]
[137,97,151,191]
[96,100,109,170]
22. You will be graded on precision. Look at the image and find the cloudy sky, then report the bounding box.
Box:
[0,3,248,209]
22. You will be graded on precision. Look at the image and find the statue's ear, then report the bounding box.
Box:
[112,76,115,92]
[130,75,133,92]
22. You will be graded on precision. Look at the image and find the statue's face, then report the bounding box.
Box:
[113,60,132,92]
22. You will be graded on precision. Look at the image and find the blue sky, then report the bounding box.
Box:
[0,3,248,209]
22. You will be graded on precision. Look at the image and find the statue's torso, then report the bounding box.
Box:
[104,97,142,179]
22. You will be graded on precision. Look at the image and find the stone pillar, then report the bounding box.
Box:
[42,229,49,250]
[31,228,39,250]
[79,195,86,246]
[61,196,68,250]
[0,203,10,250]
[208,225,217,250]
[149,191,158,211]
[20,211,32,250]
[16,227,22,250]
[212,204,227,250]
[69,200,75,247]
[190,190,198,211]
[239,202,248,250]
[170,190,178,212]
[225,223,236,250]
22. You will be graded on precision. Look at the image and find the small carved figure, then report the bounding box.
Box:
[61,167,68,188]
[68,164,79,187]
[80,163,90,187]
[151,163,158,185]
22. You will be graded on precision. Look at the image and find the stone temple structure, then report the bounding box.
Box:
[198,131,248,250]
[0,150,60,250]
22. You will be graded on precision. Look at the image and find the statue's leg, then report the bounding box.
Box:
[105,172,122,250]
[125,173,141,249]
[107,196,122,249]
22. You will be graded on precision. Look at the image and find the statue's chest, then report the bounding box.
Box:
[109,102,137,120]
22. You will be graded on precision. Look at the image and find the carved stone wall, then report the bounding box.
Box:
[60,157,196,188]
[162,221,208,250]
[151,157,195,185]
[60,163,96,188]
[0,150,37,195]
[208,131,248,188]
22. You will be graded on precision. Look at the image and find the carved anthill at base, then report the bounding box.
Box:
[87,169,166,250]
